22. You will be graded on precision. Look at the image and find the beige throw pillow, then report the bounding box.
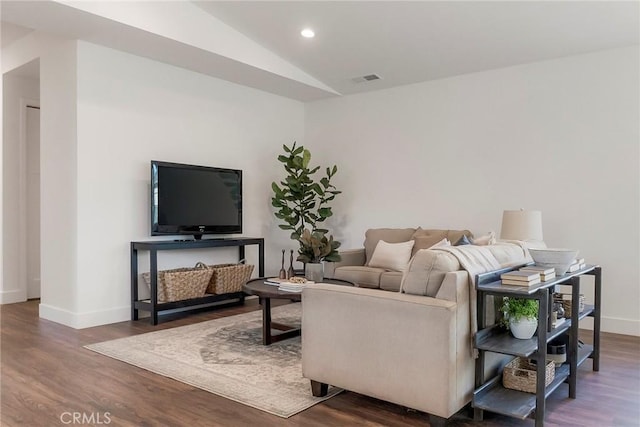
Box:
[412,235,451,254]
[368,240,415,272]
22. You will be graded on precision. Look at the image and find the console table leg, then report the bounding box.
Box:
[150,249,158,326]
[473,408,484,421]
[130,245,139,321]
[593,267,602,371]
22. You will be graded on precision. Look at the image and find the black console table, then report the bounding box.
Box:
[472,265,601,426]
[131,237,264,325]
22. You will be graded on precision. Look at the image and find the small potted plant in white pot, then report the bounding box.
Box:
[296,228,341,282]
[500,297,539,339]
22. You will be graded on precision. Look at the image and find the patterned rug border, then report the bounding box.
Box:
[84,304,341,418]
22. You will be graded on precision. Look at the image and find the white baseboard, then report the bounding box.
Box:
[601,316,640,337]
[0,288,27,304]
[576,316,639,337]
[39,303,130,329]
[39,296,257,328]
[39,303,76,327]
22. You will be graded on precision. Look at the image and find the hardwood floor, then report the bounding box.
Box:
[2,299,639,427]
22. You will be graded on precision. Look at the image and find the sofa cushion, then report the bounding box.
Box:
[334,266,386,288]
[411,229,449,255]
[401,250,461,297]
[364,228,416,264]
[411,228,473,255]
[380,271,403,292]
[413,236,451,254]
[369,240,415,272]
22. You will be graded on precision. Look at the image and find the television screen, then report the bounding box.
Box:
[151,161,242,238]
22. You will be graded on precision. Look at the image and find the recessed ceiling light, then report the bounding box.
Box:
[301,28,315,38]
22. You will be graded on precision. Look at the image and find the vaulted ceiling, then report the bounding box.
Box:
[2,1,638,101]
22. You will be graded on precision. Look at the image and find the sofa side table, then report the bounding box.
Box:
[472,265,601,427]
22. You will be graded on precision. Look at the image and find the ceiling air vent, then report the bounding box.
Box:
[352,74,382,83]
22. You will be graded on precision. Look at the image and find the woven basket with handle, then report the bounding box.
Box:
[204,263,254,294]
[142,263,212,303]
[503,357,555,394]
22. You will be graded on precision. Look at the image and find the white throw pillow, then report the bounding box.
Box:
[430,238,451,248]
[472,231,496,246]
[368,240,415,272]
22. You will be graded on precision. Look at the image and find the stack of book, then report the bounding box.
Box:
[500,270,541,286]
[566,258,586,273]
[278,282,308,292]
[264,277,287,286]
[519,265,556,281]
[264,277,314,292]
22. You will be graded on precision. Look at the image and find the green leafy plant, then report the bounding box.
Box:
[297,229,341,263]
[499,297,539,327]
[271,142,342,262]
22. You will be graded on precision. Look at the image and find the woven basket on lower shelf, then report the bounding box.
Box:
[142,263,212,303]
[503,357,555,394]
[205,263,254,294]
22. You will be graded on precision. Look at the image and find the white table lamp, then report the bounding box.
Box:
[500,209,545,248]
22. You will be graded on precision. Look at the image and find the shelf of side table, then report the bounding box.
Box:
[472,265,601,427]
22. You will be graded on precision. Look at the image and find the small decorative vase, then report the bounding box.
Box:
[509,317,538,339]
[279,249,287,279]
[287,250,295,279]
[305,262,324,283]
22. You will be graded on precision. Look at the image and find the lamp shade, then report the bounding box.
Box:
[500,210,543,241]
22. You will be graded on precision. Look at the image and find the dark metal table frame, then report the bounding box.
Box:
[131,237,264,325]
[243,278,354,345]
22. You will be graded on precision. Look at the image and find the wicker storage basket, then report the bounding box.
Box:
[206,263,254,294]
[142,263,212,303]
[503,357,555,394]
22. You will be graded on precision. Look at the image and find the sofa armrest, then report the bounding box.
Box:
[324,248,366,278]
[435,270,469,303]
[302,284,473,418]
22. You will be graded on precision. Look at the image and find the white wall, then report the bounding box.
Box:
[305,46,640,336]
[57,41,303,328]
[39,40,79,324]
[2,31,65,75]
[2,29,66,308]
[2,73,39,304]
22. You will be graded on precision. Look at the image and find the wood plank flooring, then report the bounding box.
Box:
[2,299,639,427]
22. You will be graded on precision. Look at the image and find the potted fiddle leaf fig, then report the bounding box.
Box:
[500,297,539,339]
[271,142,342,279]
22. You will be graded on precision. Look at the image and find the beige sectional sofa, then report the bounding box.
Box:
[324,227,474,290]
[302,227,529,425]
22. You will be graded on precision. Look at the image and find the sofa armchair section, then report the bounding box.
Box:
[302,271,474,424]
[325,227,473,291]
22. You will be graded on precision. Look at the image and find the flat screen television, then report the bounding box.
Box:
[151,160,242,239]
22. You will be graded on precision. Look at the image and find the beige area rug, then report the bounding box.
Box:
[84,303,341,418]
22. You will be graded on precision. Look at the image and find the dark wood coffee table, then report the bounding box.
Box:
[243,277,354,345]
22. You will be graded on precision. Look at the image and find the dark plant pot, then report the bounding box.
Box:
[547,338,567,366]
